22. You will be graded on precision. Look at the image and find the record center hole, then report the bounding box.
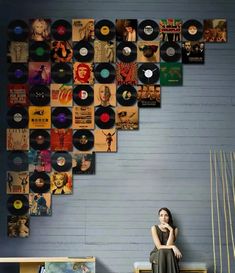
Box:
[100,113,110,123]
[57,113,66,123]
[144,25,154,35]
[79,47,88,56]
[144,69,153,78]
[57,156,66,166]
[13,200,23,209]
[79,90,88,100]
[166,47,175,56]
[13,113,23,122]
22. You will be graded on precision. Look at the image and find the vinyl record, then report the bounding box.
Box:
[8,63,28,84]
[138,63,160,84]
[182,19,203,41]
[29,171,50,193]
[117,42,137,63]
[73,85,94,106]
[94,63,115,83]
[30,129,50,150]
[7,151,28,171]
[7,106,28,128]
[116,85,137,106]
[52,107,72,128]
[160,42,181,62]
[73,41,94,62]
[51,151,72,172]
[8,20,29,41]
[51,19,72,41]
[51,63,72,83]
[95,19,115,41]
[138,20,159,41]
[95,106,115,129]
[29,41,50,61]
[7,195,29,215]
[29,85,50,106]
[73,130,94,151]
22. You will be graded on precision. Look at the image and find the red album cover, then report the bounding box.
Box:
[116,62,137,85]
[159,19,182,42]
[6,129,29,151]
[7,84,29,107]
[50,129,73,151]
[73,62,94,85]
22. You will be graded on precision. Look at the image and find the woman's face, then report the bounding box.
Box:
[99,86,111,102]
[54,174,65,188]
[80,156,91,171]
[34,21,45,34]
[159,209,169,224]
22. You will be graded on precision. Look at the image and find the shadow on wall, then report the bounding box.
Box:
[97,259,115,273]
[0,263,18,273]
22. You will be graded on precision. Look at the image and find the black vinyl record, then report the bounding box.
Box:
[51,63,72,83]
[51,19,72,41]
[117,85,137,106]
[29,85,50,106]
[138,20,159,41]
[116,42,137,63]
[7,106,28,128]
[7,151,28,171]
[73,41,94,62]
[7,194,29,216]
[29,171,50,193]
[52,107,72,128]
[95,19,115,41]
[29,41,50,61]
[160,42,181,62]
[182,19,203,41]
[8,63,28,83]
[94,63,115,83]
[138,63,160,84]
[30,129,50,150]
[8,20,29,41]
[51,151,72,172]
[73,85,94,106]
[73,130,94,151]
[95,106,115,129]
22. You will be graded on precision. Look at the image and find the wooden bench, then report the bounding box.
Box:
[134,261,207,273]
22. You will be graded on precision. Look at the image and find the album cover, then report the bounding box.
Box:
[29,193,52,216]
[50,84,73,106]
[159,19,182,42]
[51,41,73,62]
[116,19,137,42]
[45,262,95,273]
[73,62,94,84]
[72,151,95,175]
[137,41,160,62]
[72,106,95,129]
[116,106,139,130]
[28,106,51,129]
[50,171,73,195]
[116,62,137,85]
[6,128,29,150]
[137,85,161,107]
[28,149,51,172]
[94,129,117,152]
[72,19,95,42]
[7,171,29,194]
[182,41,205,64]
[29,18,51,41]
[7,215,30,238]
[203,19,227,42]
[94,83,116,107]
[7,84,29,107]
[50,129,73,151]
[7,41,28,63]
[94,40,116,63]
[28,62,51,85]
[160,63,183,86]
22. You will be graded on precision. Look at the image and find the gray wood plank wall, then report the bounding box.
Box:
[0,0,234,272]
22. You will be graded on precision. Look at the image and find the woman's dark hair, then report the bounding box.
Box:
[158,207,175,228]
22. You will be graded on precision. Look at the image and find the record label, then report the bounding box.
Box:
[95,107,115,129]
[7,194,29,215]
[95,63,115,83]
[73,85,94,106]
[116,85,137,106]
[51,151,72,172]
[30,171,50,193]
[73,130,94,151]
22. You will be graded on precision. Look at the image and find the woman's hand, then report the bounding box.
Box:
[161,222,173,231]
[172,246,182,259]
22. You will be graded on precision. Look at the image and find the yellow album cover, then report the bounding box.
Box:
[73,62,94,85]
[28,106,51,129]
[50,171,73,195]
[72,106,95,129]
[94,129,117,152]
[116,106,139,130]
[6,128,29,150]
[94,84,116,107]
[72,19,95,42]
[50,84,73,106]
[7,171,29,194]
[94,40,116,63]
[137,41,160,62]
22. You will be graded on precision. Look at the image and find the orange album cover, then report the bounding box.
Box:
[94,84,116,107]
[116,106,139,130]
[6,128,29,150]
[72,106,94,129]
[50,84,73,106]
[94,129,117,152]
[7,171,29,194]
[50,171,73,195]
[28,106,51,129]
[72,19,95,42]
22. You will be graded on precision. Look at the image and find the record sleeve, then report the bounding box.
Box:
[7,41,29,63]
[7,128,29,151]
[7,215,30,238]
[7,171,29,194]
[116,62,137,85]
[116,106,139,130]
[28,106,51,129]
[50,171,73,195]
[94,83,116,107]
[94,40,116,63]
[7,84,29,107]
[72,152,95,175]
[137,41,160,63]
[160,63,183,86]
[73,62,94,85]
[72,19,95,42]
[182,41,205,64]
[29,193,52,216]
[159,19,182,42]
[137,84,161,107]
[116,19,137,42]
[203,19,227,42]
[28,62,51,85]
[28,149,51,173]
[50,84,73,106]
[94,129,117,152]
[72,106,95,130]
[51,41,73,62]
[51,129,73,151]
[29,18,51,41]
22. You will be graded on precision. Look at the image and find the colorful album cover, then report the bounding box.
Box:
[116,106,139,130]
[72,19,95,42]
[182,41,205,64]
[7,41,28,63]
[7,215,30,238]
[29,193,52,216]
[50,84,73,106]
[28,149,51,172]
[50,171,73,195]
[50,129,73,151]
[94,40,116,63]
[51,41,73,62]
[7,84,29,107]
[160,63,183,86]
[45,262,95,273]
[116,62,137,85]
[28,106,51,129]
[7,171,29,194]
[29,18,51,41]
[72,106,95,129]
[73,62,94,85]
[116,19,137,42]
[137,41,160,62]
[28,62,51,85]
[94,83,116,107]
[72,152,95,175]
[94,129,117,152]
[6,129,29,150]
[203,19,227,42]
[137,85,161,107]
[159,19,182,42]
